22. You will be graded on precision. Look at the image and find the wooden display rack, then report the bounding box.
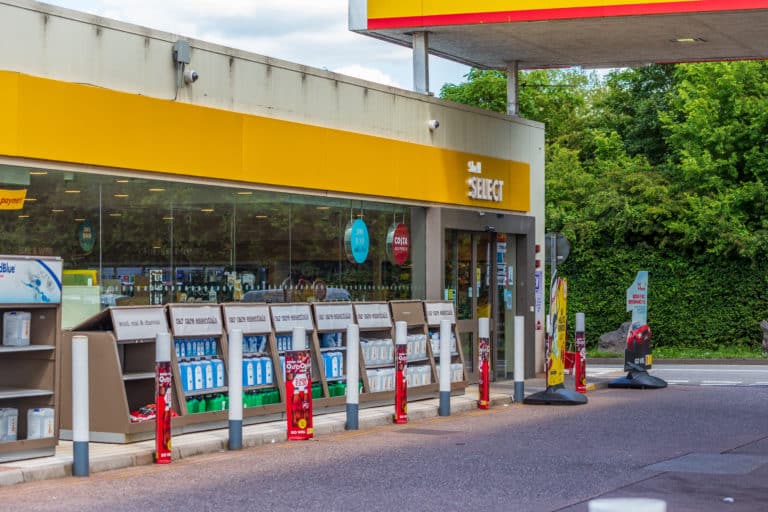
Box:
[60,306,179,443]
[268,303,326,406]
[167,304,231,432]
[353,302,397,404]
[221,303,284,421]
[0,277,62,463]
[311,302,356,409]
[423,301,469,393]
[389,300,439,398]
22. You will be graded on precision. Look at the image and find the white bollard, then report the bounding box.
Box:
[589,498,666,512]
[72,335,89,477]
[345,324,360,430]
[439,319,452,416]
[514,316,525,401]
[228,328,243,450]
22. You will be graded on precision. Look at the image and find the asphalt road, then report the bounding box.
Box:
[0,385,766,512]
[587,363,768,387]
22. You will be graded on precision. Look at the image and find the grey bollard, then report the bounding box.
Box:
[72,335,89,477]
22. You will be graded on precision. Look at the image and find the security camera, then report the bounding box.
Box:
[183,69,199,84]
[427,119,440,131]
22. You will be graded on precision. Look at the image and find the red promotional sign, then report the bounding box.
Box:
[478,336,490,409]
[285,350,314,440]
[386,223,410,265]
[155,361,173,464]
[394,344,408,423]
[575,331,587,394]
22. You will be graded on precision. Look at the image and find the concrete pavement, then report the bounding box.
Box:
[0,374,615,488]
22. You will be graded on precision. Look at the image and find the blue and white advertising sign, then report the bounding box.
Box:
[0,256,62,304]
[344,219,370,264]
[626,270,648,328]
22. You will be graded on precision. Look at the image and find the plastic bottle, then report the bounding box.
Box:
[2,311,31,346]
[193,360,204,391]
[0,408,18,442]
[264,358,273,385]
[212,358,225,388]
[27,408,43,439]
[255,357,264,386]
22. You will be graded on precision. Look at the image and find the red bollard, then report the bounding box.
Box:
[394,321,408,424]
[155,333,172,464]
[574,313,587,394]
[478,318,490,409]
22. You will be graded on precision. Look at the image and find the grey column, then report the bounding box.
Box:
[506,61,519,116]
[413,31,430,94]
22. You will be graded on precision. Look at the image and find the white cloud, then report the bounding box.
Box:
[41,0,469,92]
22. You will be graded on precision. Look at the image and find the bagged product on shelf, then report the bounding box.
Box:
[3,311,31,347]
[212,358,225,388]
[0,408,18,442]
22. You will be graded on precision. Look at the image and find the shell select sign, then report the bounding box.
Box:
[364,0,768,28]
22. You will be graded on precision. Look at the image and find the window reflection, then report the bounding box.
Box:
[0,166,416,328]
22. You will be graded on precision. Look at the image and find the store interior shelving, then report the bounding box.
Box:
[311,302,356,407]
[423,301,468,393]
[390,300,438,396]
[353,302,396,403]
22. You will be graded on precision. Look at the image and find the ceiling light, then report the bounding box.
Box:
[74,218,86,222]
[29,171,48,176]
[237,191,253,195]
[200,208,214,213]
[163,215,174,221]
[673,37,705,43]
[24,197,37,202]
[51,209,64,213]
[255,215,268,219]
[116,179,130,183]
[114,193,129,198]
[109,212,122,217]
[65,189,81,194]
[149,188,165,192]
[18,215,30,219]
[316,206,331,210]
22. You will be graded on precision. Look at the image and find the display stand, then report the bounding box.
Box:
[312,302,356,408]
[269,304,324,404]
[423,301,469,394]
[222,303,284,420]
[167,304,231,429]
[389,301,439,397]
[354,302,396,404]
[0,256,62,462]
[60,306,182,443]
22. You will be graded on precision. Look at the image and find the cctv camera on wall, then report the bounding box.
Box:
[183,69,199,84]
[428,119,440,131]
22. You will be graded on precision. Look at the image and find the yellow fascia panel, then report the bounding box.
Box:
[2,71,530,212]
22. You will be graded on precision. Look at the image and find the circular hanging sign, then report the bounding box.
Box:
[77,220,95,253]
[386,223,410,265]
[344,218,370,264]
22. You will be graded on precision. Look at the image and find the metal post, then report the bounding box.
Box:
[438,319,452,416]
[345,324,360,430]
[72,335,89,477]
[514,315,525,401]
[228,328,243,450]
[412,31,430,94]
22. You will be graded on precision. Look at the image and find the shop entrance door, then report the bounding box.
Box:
[444,229,499,383]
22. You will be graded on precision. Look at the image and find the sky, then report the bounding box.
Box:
[41,0,471,93]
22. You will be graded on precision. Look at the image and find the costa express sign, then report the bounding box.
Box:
[386,223,410,265]
[363,1,766,28]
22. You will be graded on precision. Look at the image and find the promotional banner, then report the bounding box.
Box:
[626,270,648,329]
[478,331,490,409]
[546,277,567,388]
[285,349,314,440]
[0,189,26,210]
[574,324,587,394]
[394,343,408,424]
[155,361,173,464]
[625,270,652,370]
[0,256,62,303]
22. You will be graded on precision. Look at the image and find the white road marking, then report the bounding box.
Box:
[749,382,768,386]
[665,379,690,384]
[701,380,742,386]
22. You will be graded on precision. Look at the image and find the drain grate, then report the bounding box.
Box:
[395,428,458,436]
[644,453,768,475]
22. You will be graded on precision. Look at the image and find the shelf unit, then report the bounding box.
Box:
[168,304,230,426]
[423,301,468,393]
[0,255,62,463]
[269,303,325,404]
[353,302,396,403]
[0,304,60,462]
[60,305,179,443]
[312,302,356,408]
[389,300,439,397]
[222,303,284,418]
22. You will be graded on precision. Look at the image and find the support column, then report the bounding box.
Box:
[413,31,430,94]
[506,61,519,116]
